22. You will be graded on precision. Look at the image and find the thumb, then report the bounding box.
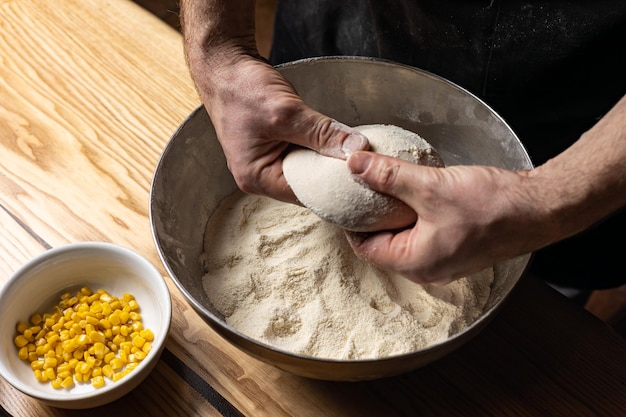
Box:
[347,151,418,200]
[290,109,370,159]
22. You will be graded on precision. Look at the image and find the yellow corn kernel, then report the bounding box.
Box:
[61,339,74,353]
[47,333,60,346]
[34,369,46,382]
[102,364,114,379]
[44,367,55,381]
[91,375,105,388]
[21,329,33,341]
[73,372,84,383]
[56,362,70,373]
[104,351,116,364]
[61,376,74,389]
[127,299,139,311]
[85,355,96,369]
[76,334,90,346]
[51,378,63,389]
[14,335,29,348]
[142,342,152,354]
[140,329,154,342]
[78,360,92,374]
[120,310,130,324]
[17,346,29,360]
[120,349,129,364]
[89,330,105,344]
[44,317,56,328]
[43,356,57,369]
[29,313,43,326]
[120,325,130,337]
[132,335,146,349]
[30,359,44,371]
[51,320,64,332]
[120,341,132,354]
[109,358,124,371]
[57,371,71,380]
[87,294,100,305]
[92,342,106,358]
[99,318,112,330]
[35,344,48,357]
[69,323,81,337]
[99,292,113,303]
[112,334,125,347]
[101,302,112,316]
[16,322,28,334]
[111,371,125,382]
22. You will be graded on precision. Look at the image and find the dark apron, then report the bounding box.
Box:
[270,0,626,289]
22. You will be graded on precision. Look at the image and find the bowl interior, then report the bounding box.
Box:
[150,57,533,380]
[0,242,171,407]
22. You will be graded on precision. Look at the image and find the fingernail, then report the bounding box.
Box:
[341,132,369,156]
[347,152,372,175]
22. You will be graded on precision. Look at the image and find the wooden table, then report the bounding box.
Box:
[1,1,624,415]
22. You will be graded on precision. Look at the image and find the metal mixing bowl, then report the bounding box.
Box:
[150,57,533,381]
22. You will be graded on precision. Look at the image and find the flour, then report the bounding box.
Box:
[201,191,493,360]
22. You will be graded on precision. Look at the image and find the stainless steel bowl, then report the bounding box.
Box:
[150,57,533,381]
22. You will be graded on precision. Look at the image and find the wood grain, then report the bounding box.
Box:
[1,1,625,416]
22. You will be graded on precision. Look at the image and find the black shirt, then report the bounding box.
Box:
[270,0,626,289]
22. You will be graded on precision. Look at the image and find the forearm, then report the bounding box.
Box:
[180,0,259,106]
[528,94,626,242]
[180,0,256,56]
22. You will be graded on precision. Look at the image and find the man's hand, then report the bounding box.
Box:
[344,152,545,285]
[181,0,368,202]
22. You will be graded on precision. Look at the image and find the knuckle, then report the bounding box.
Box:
[368,160,400,189]
[265,96,303,128]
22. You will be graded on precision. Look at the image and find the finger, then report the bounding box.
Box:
[345,230,454,285]
[347,151,427,202]
[224,138,299,203]
[288,108,370,159]
[345,229,418,273]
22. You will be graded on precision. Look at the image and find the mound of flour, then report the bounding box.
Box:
[201,191,493,360]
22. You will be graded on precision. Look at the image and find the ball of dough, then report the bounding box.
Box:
[282,124,444,232]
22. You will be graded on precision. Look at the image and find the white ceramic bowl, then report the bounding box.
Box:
[0,242,172,409]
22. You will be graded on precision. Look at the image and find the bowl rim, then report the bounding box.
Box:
[0,241,172,404]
